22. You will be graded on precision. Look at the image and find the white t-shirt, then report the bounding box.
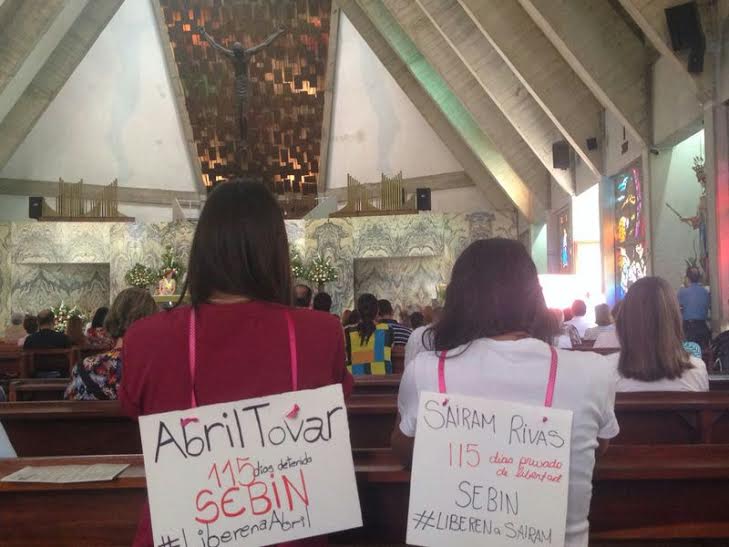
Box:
[404,325,435,368]
[566,316,595,338]
[593,330,620,349]
[398,338,619,547]
[583,324,615,341]
[0,421,16,458]
[609,355,709,392]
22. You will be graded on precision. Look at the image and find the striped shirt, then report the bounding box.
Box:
[380,319,412,347]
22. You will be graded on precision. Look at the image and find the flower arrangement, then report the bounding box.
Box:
[125,263,157,289]
[305,255,338,286]
[290,250,307,280]
[51,301,86,333]
[158,246,185,281]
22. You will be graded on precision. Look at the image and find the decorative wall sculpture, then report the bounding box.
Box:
[613,161,647,300]
[0,211,517,324]
[158,0,332,198]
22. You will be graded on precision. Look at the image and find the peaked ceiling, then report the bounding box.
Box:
[338,0,715,223]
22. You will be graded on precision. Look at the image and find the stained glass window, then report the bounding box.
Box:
[557,206,573,274]
[613,163,647,300]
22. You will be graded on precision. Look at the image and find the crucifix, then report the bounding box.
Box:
[198,24,287,143]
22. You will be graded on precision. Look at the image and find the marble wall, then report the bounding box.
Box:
[0,211,516,321]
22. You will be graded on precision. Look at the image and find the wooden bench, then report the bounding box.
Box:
[2,445,729,545]
[9,378,68,401]
[353,373,401,395]
[24,348,78,378]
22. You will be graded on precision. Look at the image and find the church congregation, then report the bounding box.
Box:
[2,0,729,545]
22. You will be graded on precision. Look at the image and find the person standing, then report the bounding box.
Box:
[120,180,352,547]
[678,266,711,349]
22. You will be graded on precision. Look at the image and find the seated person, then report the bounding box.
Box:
[409,311,425,330]
[23,309,71,350]
[3,312,26,345]
[378,299,412,347]
[345,293,393,375]
[565,299,595,338]
[594,302,622,348]
[583,303,614,341]
[549,308,574,349]
[86,306,113,347]
[611,277,709,392]
[17,314,38,347]
[392,238,619,546]
[65,315,88,347]
[312,291,333,313]
[294,283,313,308]
[65,288,157,400]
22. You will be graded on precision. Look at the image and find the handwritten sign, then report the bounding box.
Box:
[139,384,362,547]
[407,392,573,546]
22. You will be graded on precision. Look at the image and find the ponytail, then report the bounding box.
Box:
[356,293,379,346]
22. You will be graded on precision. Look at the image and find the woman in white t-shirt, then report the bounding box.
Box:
[611,276,709,392]
[392,238,619,547]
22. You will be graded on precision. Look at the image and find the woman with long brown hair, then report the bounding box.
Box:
[392,238,619,547]
[614,276,708,391]
[120,180,352,547]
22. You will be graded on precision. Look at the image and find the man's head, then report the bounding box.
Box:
[313,292,332,313]
[294,284,313,308]
[686,266,701,284]
[10,312,23,326]
[232,42,245,54]
[571,299,587,318]
[37,309,55,329]
[377,299,394,320]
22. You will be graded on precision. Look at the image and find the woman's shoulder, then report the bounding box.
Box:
[287,307,342,340]
[124,305,189,346]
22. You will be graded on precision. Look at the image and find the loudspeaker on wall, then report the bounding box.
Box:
[416,188,431,211]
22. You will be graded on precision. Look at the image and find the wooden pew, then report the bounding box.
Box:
[352,373,401,395]
[9,378,68,401]
[2,445,729,545]
[25,348,78,378]
[4,391,729,457]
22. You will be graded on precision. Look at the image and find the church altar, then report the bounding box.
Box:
[0,210,516,324]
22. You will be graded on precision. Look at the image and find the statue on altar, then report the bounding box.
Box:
[198,24,287,143]
[666,156,709,284]
[157,270,177,296]
[154,246,184,297]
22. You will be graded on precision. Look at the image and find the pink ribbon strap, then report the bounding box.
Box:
[188,307,298,409]
[437,345,559,409]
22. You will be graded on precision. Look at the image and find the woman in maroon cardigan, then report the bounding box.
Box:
[120,180,353,547]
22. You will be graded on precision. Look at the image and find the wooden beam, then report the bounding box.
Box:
[0,0,66,95]
[0,0,125,170]
[617,0,713,103]
[149,0,206,194]
[343,0,542,221]
[457,0,605,176]
[382,0,551,208]
[318,1,342,193]
[411,0,579,194]
[517,0,652,145]
[326,170,472,202]
[0,177,201,207]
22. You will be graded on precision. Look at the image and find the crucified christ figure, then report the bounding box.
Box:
[198,24,287,143]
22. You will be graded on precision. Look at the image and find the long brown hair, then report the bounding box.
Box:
[616,276,694,381]
[105,287,158,339]
[179,179,292,307]
[432,238,552,352]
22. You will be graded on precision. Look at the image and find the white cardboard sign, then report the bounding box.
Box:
[139,384,362,547]
[407,392,573,547]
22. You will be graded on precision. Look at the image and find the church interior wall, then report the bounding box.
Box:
[325,13,462,190]
[0,0,198,194]
[0,211,515,324]
[652,56,703,147]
